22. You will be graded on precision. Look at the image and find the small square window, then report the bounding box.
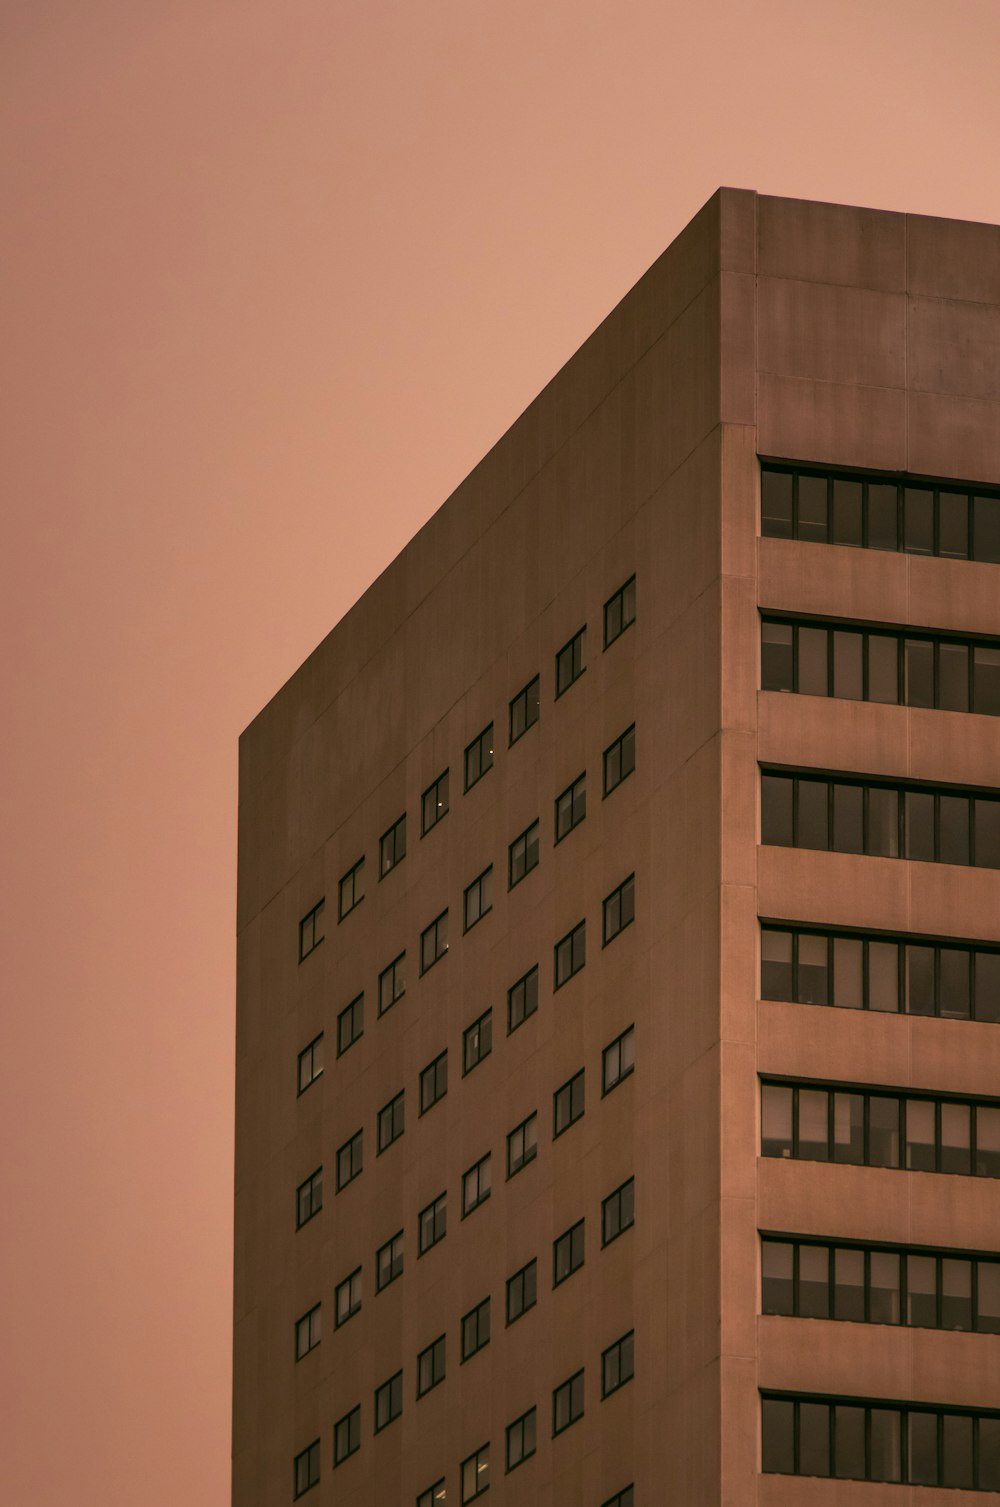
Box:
[602,1176,635,1247]
[602,1026,635,1095]
[506,1258,537,1324]
[417,1481,447,1507]
[335,1267,362,1327]
[507,965,539,1034]
[463,1008,492,1074]
[334,1404,360,1464]
[336,1128,363,1190]
[420,910,449,974]
[416,1334,446,1398]
[464,866,493,932]
[603,874,635,945]
[461,1444,490,1503]
[421,769,450,835]
[509,820,540,888]
[461,1296,491,1361]
[297,1032,324,1095]
[509,675,540,744]
[507,1111,538,1178]
[554,920,586,988]
[375,1231,404,1291]
[374,1370,403,1432]
[378,954,406,1016]
[555,773,586,843]
[377,1090,404,1154]
[298,900,325,962]
[603,724,635,797]
[506,1406,537,1472]
[296,1167,323,1229]
[462,1153,491,1216]
[555,626,586,698]
[419,1050,448,1115]
[379,813,406,878]
[337,993,364,1055]
[338,856,364,920]
[554,1069,584,1137]
[601,1330,634,1397]
[552,1369,584,1435]
[553,1218,585,1286]
[294,1303,321,1361]
[293,1439,321,1498]
[465,723,495,791]
[604,575,636,648]
[418,1192,447,1255]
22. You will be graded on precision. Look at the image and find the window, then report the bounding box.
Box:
[554,1069,585,1137]
[463,1008,492,1074]
[603,1025,635,1094]
[601,1490,634,1507]
[293,1440,320,1498]
[461,1296,491,1360]
[602,1176,635,1246]
[420,1050,448,1114]
[297,1032,323,1095]
[374,1370,403,1432]
[508,820,539,888]
[376,1231,403,1291]
[298,900,324,961]
[294,1303,321,1361]
[464,866,493,931]
[556,626,586,697]
[602,1330,634,1397]
[555,773,586,843]
[465,723,494,790]
[418,1192,447,1255]
[604,723,636,796]
[462,1153,491,1216]
[507,965,539,1033]
[507,1112,538,1177]
[333,1405,360,1465]
[336,1129,363,1190]
[337,993,364,1054]
[506,1258,537,1323]
[761,1391,1000,1489]
[554,920,586,988]
[604,575,636,647]
[422,769,450,835]
[378,953,405,1015]
[377,1090,404,1153]
[461,1444,490,1502]
[417,1482,447,1507]
[338,856,364,919]
[296,1168,322,1229]
[760,1079,1000,1179]
[760,922,1000,1023]
[417,1334,446,1397]
[510,674,540,744]
[552,1370,584,1435]
[553,1218,585,1285]
[335,1267,362,1327]
[506,1407,536,1471]
[379,813,406,877]
[760,460,1000,565]
[420,910,449,973]
[603,873,635,944]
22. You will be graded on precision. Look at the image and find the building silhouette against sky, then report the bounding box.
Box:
[234,189,1000,1505]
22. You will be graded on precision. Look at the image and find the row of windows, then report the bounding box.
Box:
[761,462,1000,562]
[762,769,1000,870]
[760,923,1000,1022]
[761,615,1000,715]
[762,1392,1000,1491]
[762,1234,1000,1333]
[761,1080,1000,1178]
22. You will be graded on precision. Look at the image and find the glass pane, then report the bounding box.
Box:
[869,1095,900,1167]
[939,948,970,1019]
[834,1405,866,1479]
[908,1410,939,1486]
[761,471,793,538]
[907,1254,938,1327]
[867,634,899,703]
[868,941,900,1012]
[939,795,970,865]
[867,786,899,857]
[832,478,862,545]
[797,627,828,696]
[833,632,863,699]
[904,639,934,708]
[833,1246,864,1321]
[976,1261,1000,1334]
[833,937,863,1009]
[939,491,968,558]
[832,783,864,854]
[938,641,969,712]
[974,950,1000,1023]
[974,494,1000,563]
[975,1104,1000,1178]
[906,1099,936,1172]
[798,475,828,542]
[798,1090,829,1161]
[761,776,793,846]
[974,797,1000,869]
[904,487,934,553]
[979,1416,1000,1490]
[799,1244,830,1318]
[832,1092,864,1164]
[941,1258,972,1331]
[761,929,793,1001]
[904,791,934,862]
[973,645,1000,715]
[761,622,793,691]
[870,1408,901,1482]
[797,780,829,850]
[798,933,829,1005]
[942,1414,973,1489]
[761,1240,794,1314]
[869,1250,900,1324]
[868,482,898,550]
[940,1101,971,1174]
[761,1084,793,1157]
[799,1401,830,1477]
[761,1398,794,1472]
[904,945,935,1016]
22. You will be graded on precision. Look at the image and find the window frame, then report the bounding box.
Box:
[298,899,325,962]
[507,964,539,1034]
[601,1330,634,1398]
[336,1128,363,1191]
[338,855,364,920]
[337,993,364,1055]
[375,1230,404,1292]
[603,873,635,946]
[296,1167,323,1229]
[417,1481,447,1507]
[553,1217,585,1287]
[507,1111,538,1179]
[379,813,407,878]
[462,1152,492,1217]
[553,1068,585,1138]
[416,1334,446,1399]
[297,1032,324,1095]
[506,1406,537,1472]
[294,1302,321,1361]
[555,626,586,698]
[506,1257,537,1325]
[419,1049,448,1115]
[508,819,540,889]
[602,1025,635,1095]
[554,919,586,989]
[604,574,637,648]
[464,865,493,932]
[552,1369,585,1436]
[333,1404,361,1465]
[421,768,450,836]
[376,1090,405,1155]
[418,1192,447,1256]
[374,1369,403,1433]
[509,674,540,745]
[460,1443,490,1503]
[378,953,406,1016]
[554,772,587,844]
[293,1439,321,1498]
[465,722,495,791]
[420,910,449,974]
[602,1176,635,1247]
[463,1007,492,1075]
[334,1266,362,1327]
[461,1296,491,1361]
[603,723,636,797]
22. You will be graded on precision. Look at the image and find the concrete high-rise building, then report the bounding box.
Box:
[234,189,1000,1506]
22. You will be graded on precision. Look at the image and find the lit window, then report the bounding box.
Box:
[461,1443,490,1502]
[421,769,450,835]
[417,1481,447,1507]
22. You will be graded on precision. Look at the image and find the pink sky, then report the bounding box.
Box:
[3,2,1000,1501]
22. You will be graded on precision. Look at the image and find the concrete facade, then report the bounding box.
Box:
[234,190,1000,1506]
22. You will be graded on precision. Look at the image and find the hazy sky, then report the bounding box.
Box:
[3,2,999,1501]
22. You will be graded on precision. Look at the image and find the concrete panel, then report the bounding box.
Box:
[758,195,906,291]
[758,373,907,474]
[759,279,905,390]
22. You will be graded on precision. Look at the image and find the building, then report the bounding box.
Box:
[233,189,1000,1506]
